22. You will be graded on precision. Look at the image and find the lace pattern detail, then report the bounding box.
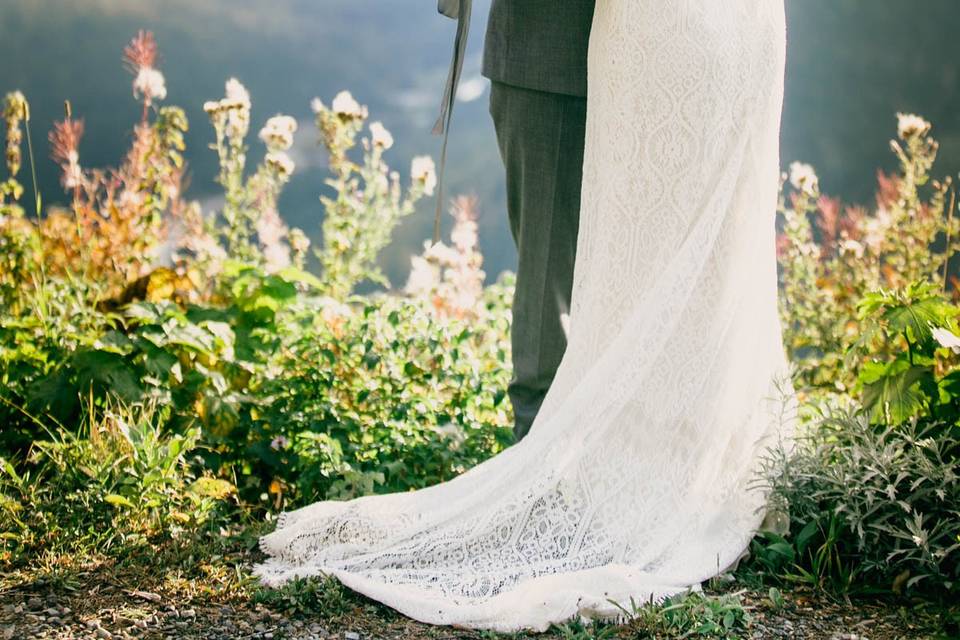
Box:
[255,1,792,631]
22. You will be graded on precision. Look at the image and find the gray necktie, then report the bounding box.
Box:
[433,0,472,243]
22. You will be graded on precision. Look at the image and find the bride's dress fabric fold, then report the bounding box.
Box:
[255,0,793,631]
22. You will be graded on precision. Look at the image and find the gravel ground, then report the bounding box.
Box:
[0,579,951,639]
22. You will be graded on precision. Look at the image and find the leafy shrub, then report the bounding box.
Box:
[611,590,753,638]
[852,281,960,425]
[0,275,111,454]
[0,30,510,523]
[0,399,236,564]
[754,405,959,596]
[242,284,515,507]
[778,113,958,395]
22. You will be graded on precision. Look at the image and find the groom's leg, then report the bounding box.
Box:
[488,81,587,441]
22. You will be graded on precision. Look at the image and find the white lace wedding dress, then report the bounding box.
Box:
[256,0,792,631]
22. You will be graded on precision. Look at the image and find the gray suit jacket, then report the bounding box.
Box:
[439,0,595,97]
[481,0,596,98]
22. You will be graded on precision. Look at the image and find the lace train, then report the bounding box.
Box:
[255,0,793,631]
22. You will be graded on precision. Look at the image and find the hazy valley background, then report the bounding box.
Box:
[2,0,958,282]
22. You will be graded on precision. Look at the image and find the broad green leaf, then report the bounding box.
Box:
[105,494,134,508]
[884,296,955,347]
[277,266,324,290]
[861,360,933,424]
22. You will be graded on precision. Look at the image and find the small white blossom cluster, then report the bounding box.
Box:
[860,207,892,254]
[788,162,819,196]
[330,90,368,120]
[897,113,931,141]
[259,115,298,151]
[288,228,311,264]
[256,205,292,272]
[837,238,865,259]
[133,67,167,103]
[368,121,394,150]
[257,115,298,179]
[405,197,486,317]
[410,155,437,196]
[204,78,252,140]
[311,90,371,122]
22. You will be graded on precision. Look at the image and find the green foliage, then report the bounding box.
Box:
[0,399,236,564]
[766,116,960,602]
[852,281,960,425]
[4,26,958,628]
[777,114,957,396]
[250,575,360,618]
[610,590,753,639]
[0,34,511,522]
[313,93,434,298]
[239,284,514,506]
[753,406,960,596]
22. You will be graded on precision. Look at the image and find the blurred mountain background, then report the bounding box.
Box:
[1,0,958,283]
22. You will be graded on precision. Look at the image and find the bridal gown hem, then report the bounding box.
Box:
[255,0,793,632]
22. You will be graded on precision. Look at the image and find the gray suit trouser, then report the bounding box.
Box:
[488,81,588,441]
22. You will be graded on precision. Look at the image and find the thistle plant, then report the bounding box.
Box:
[203,80,299,272]
[312,91,435,299]
[778,113,959,394]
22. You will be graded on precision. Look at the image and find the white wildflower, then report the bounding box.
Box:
[838,239,865,259]
[789,162,819,195]
[798,242,820,259]
[265,151,296,177]
[932,327,960,354]
[310,97,325,114]
[331,90,367,119]
[897,113,931,140]
[423,240,459,266]
[259,115,298,151]
[411,155,437,196]
[405,254,440,296]
[133,67,167,102]
[224,78,251,109]
[256,207,291,272]
[369,121,394,150]
[317,296,354,327]
[450,214,478,254]
[288,228,310,254]
[270,435,289,450]
[218,78,252,138]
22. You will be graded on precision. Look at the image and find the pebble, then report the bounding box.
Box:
[345,632,360,640]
